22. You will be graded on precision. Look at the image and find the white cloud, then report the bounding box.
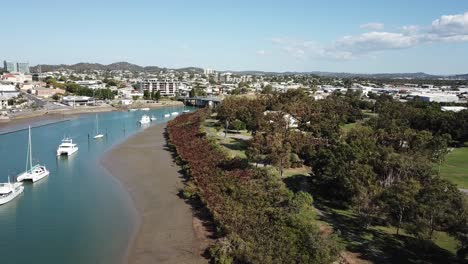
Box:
[271,12,468,60]
[360,22,384,30]
[333,32,419,53]
[257,50,266,55]
[431,12,468,36]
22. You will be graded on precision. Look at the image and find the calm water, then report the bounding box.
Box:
[0,106,192,264]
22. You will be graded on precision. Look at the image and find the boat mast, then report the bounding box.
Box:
[29,126,32,170]
[25,126,32,172]
[96,115,99,135]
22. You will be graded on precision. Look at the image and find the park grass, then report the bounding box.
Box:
[362,109,378,118]
[341,122,358,132]
[282,166,311,178]
[202,119,248,159]
[325,206,460,258]
[440,146,468,189]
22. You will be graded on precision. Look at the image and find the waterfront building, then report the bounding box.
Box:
[3,61,17,73]
[140,79,179,97]
[0,84,19,99]
[62,96,94,106]
[34,88,66,98]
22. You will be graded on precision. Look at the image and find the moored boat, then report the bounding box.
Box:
[139,115,151,124]
[57,138,78,156]
[16,126,50,183]
[0,178,24,205]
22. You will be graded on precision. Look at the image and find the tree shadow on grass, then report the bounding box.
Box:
[283,174,312,193]
[282,174,461,264]
[220,137,247,151]
[314,202,461,264]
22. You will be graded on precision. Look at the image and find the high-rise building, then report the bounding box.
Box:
[3,61,17,73]
[17,62,30,74]
[204,68,215,75]
[140,79,179,97]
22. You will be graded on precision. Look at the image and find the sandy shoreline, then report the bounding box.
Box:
[101,123,209,264]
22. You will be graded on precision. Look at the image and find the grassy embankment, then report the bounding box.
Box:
[440,143,468,189]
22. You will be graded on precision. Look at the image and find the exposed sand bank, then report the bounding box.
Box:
[101,123,209,264]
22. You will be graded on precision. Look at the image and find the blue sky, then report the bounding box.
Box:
[1,0,468,74]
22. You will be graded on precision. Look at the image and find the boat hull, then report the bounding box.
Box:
[17,166,50,183]
[0,185,24,205]
[56,148,78,156]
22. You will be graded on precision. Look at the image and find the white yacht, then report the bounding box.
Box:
[57,138,78,156]
[0,178,24,205]
[183,110,190,113]
[164,114,170,118]
[17,126,50,183]
[93,114,104,139]
[140,108,150,111]
[139,115,151,124]
[171,112,179,116]
[129,108,138,112]
[150,116,157,121]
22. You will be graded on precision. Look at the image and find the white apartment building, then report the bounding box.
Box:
[0,84,19,99]
[140,79,179,97]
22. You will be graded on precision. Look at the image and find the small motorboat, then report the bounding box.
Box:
[171,112,179,116]
[150,116,157,121]
[164,114,170,118]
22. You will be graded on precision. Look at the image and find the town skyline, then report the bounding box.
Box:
[1,0,468,74]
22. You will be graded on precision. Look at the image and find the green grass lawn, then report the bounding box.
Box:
[440,146,468,189]
[324,206,461,261]
[202,119,248,159]
[341,122,358,132]
[282,166,310,178]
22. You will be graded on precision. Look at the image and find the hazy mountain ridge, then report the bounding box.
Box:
[26,62,468,80]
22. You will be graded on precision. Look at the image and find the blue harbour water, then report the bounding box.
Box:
[0,106,192,264]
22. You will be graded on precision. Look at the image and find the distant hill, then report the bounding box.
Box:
[28,62,467,80]
[30,62,205,74]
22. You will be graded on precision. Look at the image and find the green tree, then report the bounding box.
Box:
[143,90,150,100]
[51,93,60,101]
[153,90,161,102]
[230,119,246,132]
[381,179,421,235]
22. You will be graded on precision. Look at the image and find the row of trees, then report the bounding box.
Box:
[167,111,341,264]
[143,90,161,101]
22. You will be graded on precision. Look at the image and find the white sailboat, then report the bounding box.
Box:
[93,115,104,139]
[0,177,24,205]
[17,126,50,183]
